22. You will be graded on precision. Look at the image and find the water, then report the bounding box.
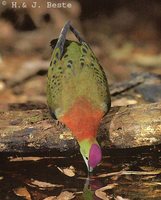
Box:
[0,146,161,200]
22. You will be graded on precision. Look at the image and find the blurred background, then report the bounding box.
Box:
[0,0,161,106]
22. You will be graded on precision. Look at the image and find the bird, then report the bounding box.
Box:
[47,21,111,172]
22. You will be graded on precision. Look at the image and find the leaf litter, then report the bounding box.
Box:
[57,166,76,177]
[43,191,75,200]
[27,179,63,190]
[97,169,161,178]
[13,187,31,200]
[95,183,118,200]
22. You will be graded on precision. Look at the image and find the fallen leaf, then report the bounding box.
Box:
[9,156,43,162]
[43,192,75,200]
[97,170,161,178]
[43,196,56,200]
[95,183,118,200]
[140,166,158,171]
[56,191,75,200]
[115,196,130,200]
[95,190,110,200]
[75,191,83,194]
[143,182,161,186]
[57,166,75,177]
[98,171,123,178]
[29,180,63,190]
[98,183,118,191]
[122,170,161,175]
[110,175,120,181]
[13,187,31,200]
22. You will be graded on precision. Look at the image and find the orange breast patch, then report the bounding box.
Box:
[60,97,103,141]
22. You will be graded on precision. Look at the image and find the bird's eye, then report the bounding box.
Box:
[85,157,88,160]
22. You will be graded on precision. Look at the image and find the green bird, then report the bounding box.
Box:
[47,21,111,172]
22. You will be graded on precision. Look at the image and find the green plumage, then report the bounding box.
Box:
[47,40,110,119]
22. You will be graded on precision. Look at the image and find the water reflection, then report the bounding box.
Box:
[0,145,161,199]
[82,176,103,200]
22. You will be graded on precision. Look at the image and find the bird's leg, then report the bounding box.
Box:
[55,21,85,57]
[55,21,71,59]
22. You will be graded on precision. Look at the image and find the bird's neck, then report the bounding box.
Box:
[59,97,103,141]
[79,138,98,154]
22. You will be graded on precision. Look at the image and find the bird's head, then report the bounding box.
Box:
[80,140,102,172]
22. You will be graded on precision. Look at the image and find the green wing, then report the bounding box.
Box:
[79,41,111,113]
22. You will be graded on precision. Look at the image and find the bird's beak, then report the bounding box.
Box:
[89,166,93,173]
[83,155,93,172]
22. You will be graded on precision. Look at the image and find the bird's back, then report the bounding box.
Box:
[47,40,110,120]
